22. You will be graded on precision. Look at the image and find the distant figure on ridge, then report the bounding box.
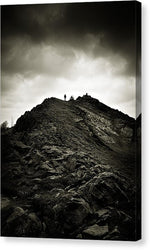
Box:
[64,94,66,101]
[69,96,74,101]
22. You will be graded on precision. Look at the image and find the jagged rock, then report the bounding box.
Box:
[1,197,11,209]
[1,95,139,240]
[53,197,91,228]
[103,226,120,240]
[6,207,25,224]
[32,178,42,183]
[2,207,43,237]
[95,209,110,218]
[82,224,109,239]
[88,172,129,206]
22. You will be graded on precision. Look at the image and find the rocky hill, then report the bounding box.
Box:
[1,95,140,240]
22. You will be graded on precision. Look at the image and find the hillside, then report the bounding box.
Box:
[1,95,140,240]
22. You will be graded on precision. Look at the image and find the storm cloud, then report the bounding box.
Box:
[1,1,141,125]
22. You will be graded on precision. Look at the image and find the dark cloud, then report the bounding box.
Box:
[2,1,141,76]
[1,2,136,39]
[2,39,76,79]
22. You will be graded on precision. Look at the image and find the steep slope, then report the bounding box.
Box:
[1,95,138,240]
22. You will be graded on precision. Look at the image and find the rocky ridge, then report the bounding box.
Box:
[1,95,139,240]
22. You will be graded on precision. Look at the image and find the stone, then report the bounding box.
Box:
[32,178,42,183]
[76,233,82,239]
[82,224,109,238]
[1,197,11,209]
[95,209,110,218]
[41,163,51,171]
[6,207,25,224]
[1,95,137,239]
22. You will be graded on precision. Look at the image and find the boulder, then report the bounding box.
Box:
[51,197,92,236]
[2,206,43,237]
[1,196,11,209]
[82,223,109,239]
[88,172,129,205]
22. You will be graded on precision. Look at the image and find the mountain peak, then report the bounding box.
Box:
[14,95,135,157]
[1,93,140,240]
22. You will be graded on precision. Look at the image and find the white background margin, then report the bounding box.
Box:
[0,0,150,249]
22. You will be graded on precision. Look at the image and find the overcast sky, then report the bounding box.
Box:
[1,1,141,126]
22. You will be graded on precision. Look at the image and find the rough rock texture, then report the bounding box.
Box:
[1,95,140,240]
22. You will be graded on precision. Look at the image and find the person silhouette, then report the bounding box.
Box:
[64,94,66,101]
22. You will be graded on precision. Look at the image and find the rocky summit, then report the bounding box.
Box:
[1,95,140,240]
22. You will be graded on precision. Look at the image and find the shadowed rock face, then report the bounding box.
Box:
[1,95,140,240]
